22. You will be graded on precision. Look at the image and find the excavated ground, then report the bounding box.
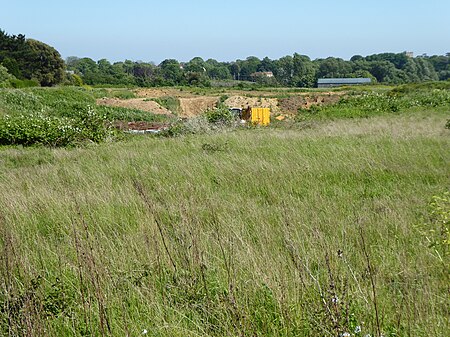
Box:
[97,88,345,119]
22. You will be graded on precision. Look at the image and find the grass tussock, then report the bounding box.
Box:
[0,111,448,336]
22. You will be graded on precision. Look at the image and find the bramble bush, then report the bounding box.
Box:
[0,106,113,146]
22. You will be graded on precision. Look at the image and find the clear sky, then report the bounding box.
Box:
[1,0,449,63]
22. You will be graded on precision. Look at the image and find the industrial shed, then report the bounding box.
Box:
[317,78,371,88]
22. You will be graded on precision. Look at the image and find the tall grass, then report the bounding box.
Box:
[0,111,448,336]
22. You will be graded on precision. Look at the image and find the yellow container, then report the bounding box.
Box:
[244,107,270,125]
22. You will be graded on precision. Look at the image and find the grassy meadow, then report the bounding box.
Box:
[0,85,449,336]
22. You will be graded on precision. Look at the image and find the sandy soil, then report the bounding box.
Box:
[179,97,219,117]
[96,98,172,114]
[96,88,345,118]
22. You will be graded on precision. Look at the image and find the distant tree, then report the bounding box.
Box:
[185,71,210,87]
[274,55,294,85]
[185,57,206,73]
[66,56,80,68]
[22,39,65,86]
[413,58,438,81]
[208,65,232,80]
[229,62,241,80]
[350,55,364,62]
[54,43,450,87]
[292,53,316,87]
[239,56,261,80]
[366,53,409,69]
[316,57,352,78]
[159,59,184,85]
[258,56,275,72]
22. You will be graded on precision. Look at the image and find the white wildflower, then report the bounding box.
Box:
[355,325,361,333]
[142,329,148,335]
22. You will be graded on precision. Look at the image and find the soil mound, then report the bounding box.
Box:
[224,96,280,113]
[96,98,171,114]
[178,97,219,117]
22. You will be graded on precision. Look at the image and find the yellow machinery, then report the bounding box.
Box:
[241,107,270,126]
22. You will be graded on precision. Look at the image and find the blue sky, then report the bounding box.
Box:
[1,0,449,63]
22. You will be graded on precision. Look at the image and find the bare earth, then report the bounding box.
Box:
[96,88,345,118]
[96,98,171,114]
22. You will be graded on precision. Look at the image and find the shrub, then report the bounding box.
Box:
[0,107,112,147]
[204,105,234,124]
[0,65,15,88]
[9,78,40,88]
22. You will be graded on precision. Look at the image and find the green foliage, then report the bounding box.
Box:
[0,30,65,86]
[0,87,173,146]
[25,39,65,86]
[109,89,136,99]
[96,105,170,123]
[9,78,40,88]
[204,104,234,124]
[0,87,168,122]
[0,64,14,87]
[298,85,450,119]
[148,96,180,114]
[90,88,136,99]
[63,50,450,88]
[62,73,84,87]
[0,107,112,146]
[421,192,450,263]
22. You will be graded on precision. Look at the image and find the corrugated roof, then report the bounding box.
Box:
[318,78,371,84]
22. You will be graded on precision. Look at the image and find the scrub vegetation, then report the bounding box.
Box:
[0,83,449,336]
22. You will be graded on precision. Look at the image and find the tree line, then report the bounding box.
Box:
[66,53,450,88]
[1,29,449,88]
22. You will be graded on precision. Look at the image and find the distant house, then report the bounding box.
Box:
[251,71,274,78]
[317,78,371,88]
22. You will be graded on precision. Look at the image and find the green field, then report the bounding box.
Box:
[0,85,449,336]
